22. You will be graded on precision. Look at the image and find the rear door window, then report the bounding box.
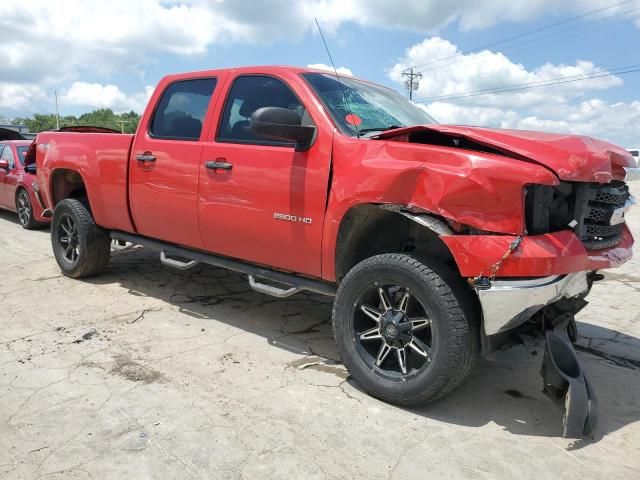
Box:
[150,78,217,140]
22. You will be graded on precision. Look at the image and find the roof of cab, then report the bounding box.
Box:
[159,65,352,83]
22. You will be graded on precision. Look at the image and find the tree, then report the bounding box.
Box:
[7,109,142,133]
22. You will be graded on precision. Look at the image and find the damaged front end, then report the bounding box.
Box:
[331,122,636,438]
[475,272,599,437]
[541,320,598,438]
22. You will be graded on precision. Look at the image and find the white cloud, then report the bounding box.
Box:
[62,83,154,113]
[389,37,622,109]
[0,83,47,111]
[424,99,640,148]
[392,36,638,146]
[2,1,638,87]
[0,0,639,127]
[307,63,354,76]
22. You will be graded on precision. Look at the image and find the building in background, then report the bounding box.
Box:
[0,124,36,140]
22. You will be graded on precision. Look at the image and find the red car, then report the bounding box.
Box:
[33,66,638,437]
[0,133,49,229]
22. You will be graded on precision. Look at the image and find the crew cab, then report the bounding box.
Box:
[31,66,639,438]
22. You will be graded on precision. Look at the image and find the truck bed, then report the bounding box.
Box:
[37,131,136,233]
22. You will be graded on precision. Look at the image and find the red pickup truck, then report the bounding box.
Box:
[31,66,638,437]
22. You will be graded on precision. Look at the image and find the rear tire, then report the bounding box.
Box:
[332,254,478,407]
[16,189,41,230]
[51,198,111,278]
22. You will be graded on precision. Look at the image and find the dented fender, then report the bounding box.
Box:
[321,134,558,280]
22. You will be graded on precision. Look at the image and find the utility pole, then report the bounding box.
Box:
[54,90,60,129]
[401,68,423,101]
[113,119,130,133]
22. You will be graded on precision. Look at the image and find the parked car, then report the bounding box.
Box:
[628,148,639,159]
[0,132,49,229]
[31,66,638,438]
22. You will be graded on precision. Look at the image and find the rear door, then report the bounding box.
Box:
[129,76,223,249]
[198,73,332,277]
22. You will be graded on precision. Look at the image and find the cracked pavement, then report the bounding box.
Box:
[1,184,639,479]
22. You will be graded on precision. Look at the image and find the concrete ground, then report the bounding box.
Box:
[1,186,639,480]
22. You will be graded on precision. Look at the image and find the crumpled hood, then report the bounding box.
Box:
[374,124,636,182]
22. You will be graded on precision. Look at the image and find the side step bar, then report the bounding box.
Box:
[541,320,598,438]
[110,231,336,297]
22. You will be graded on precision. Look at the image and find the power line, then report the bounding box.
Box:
[412,5,640,77]
[415,63,640,101]
[413,67,640,103]
[403,0,636,72]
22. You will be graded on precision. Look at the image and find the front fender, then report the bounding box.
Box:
[321,135,559,280]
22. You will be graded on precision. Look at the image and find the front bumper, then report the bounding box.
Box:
[476,272,589,336]
[441,225,634,278]
[474,273,598,438]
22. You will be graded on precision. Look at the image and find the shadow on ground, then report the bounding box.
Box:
[0,209,50,231]
[86,246,640,444]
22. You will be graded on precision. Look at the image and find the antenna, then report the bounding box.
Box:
[314,18,360,138]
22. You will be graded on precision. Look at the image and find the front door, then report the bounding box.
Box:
[129,77,220,249]
[198,74,332,277]
[0,145,17,208]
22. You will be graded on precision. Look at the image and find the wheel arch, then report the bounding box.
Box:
[50,168,92,210]
[334,203,458,283]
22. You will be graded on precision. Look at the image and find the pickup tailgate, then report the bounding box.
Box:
[37,131,136,232]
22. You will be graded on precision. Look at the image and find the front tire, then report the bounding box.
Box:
[52,198,111,278]
[332,254,478,407]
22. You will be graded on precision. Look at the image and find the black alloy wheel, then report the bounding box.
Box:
[332,254,478,407]
[16,189,40,229]
[353,284,432,378]
[56,213,80,266]
[51,198,111,278]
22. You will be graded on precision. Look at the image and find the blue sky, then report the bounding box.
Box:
[1,0,639,146]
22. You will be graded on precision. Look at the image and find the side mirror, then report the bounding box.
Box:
[24,164,37,174]
[0,159,9,170]
[250,107,316,151]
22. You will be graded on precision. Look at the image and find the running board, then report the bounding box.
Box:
[541,321,598,438]
[160,251,199,270]
[248,275,301,298]
[109,231,336,297]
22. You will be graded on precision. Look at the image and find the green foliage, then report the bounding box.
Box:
[14,109,141,134]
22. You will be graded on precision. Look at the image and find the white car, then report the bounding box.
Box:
[628,148,639,160]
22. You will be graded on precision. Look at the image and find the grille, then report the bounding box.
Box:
[525,180,630,251]
[584,222,624,237]
[593,189,628,206]
[585,206,610,223]
[577,181,630,250]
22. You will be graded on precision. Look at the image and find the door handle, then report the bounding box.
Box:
[136,153,156,162]
[205,159,233,171]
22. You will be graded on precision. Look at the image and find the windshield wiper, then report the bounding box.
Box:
[358,125,404,136]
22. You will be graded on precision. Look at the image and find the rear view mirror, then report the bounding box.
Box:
[0,159,9,170]
[250,107,316,151]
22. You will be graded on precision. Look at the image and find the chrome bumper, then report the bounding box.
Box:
[476,273,589,336]
[624,166,640,182]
